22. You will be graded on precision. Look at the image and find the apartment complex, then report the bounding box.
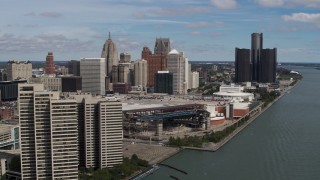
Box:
[18,84,78,180]
[83,97,123,168]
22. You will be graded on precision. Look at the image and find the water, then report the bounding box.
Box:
[144,67,320,180]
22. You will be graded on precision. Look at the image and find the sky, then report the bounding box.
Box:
[0,0,319,63]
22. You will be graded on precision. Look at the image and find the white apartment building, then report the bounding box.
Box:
[84,97,123,168]
[18,84,78,180]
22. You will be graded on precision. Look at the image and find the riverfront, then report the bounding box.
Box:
[143,66,320,180]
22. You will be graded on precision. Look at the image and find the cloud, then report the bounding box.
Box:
[133,7,212,18]
[210,0,237,9]
[186,21,224,28]
[116,38,141,51]
[256,0,284,7]
[256,0,320,8]
[0,33,94,54]
[190,31,201,35]
[132,19,187,24]
[24,12,36,16]
[40,12,62,18]
[282,13,320,23]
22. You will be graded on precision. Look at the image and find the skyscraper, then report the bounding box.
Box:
[235,48,251,82]
[45,52,55,75]
[80,58,106,95]
[68,60,80,76]
[120,52,131,63]
[140,38,171,87]
[235,33,276,83]
[154,38,171,55]
[260,48,277,83]
[167,49,189,95]
[101,33,119,82]
[18,84,78,180]
[134,59,148,89]
[83,97,123,168]
[251,33,263,81]
[154,71,173,94]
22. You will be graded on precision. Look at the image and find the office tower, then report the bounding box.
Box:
[6,61,32,81]
[80,58,106,95]
[251,33,263,82]
[134,59,148,89]
[235,48,251,82]
[28,76,62,91]
[154,38,171,55]
[191,71,200,89]
[68,60,80,76]
[61,76,82,92]
[18,84,78,180]
[260,48,277,83]
[154,71,173,94]
[167,49,189,95]
[45,52,55,75]
[120,52,131,63]
[141,47,167,87]
[101,33,119,85]
[83,97,123,168]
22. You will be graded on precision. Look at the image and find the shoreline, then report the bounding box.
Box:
[184,82,297,152]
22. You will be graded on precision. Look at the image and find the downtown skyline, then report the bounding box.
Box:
[0,0,319,63]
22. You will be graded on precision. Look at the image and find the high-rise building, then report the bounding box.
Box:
[154,38,171,55]
[134,59,148,89]
[235,48,251,82]
[80,58,106,95]
[191,71,200,89]
[18,84,78,180]
[260,48,277,83]
[251,33,263,82]
[101,33,119,89]
[141,47,167,87]
[167,49,189,95]
[154,71,173,94]
[235,33,277,83]
[120,52,131,63]
[61,76,82,92]
[68,60,80,76]
[45,52,55,75]
[83,97,123,168]
[6,61,32,81]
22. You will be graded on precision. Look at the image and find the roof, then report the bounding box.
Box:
[213,92,253,97]
[168,49,179,55]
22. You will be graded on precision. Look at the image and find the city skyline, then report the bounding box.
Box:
[0,0,319,62]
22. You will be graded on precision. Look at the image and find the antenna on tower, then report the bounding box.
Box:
[108,32,111,39]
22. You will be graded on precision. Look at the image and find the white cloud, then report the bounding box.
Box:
[282,13,320,23]
[210,0,237,9]
[0,33,94,54]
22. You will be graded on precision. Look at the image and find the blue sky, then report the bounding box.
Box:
[0,0,319,62]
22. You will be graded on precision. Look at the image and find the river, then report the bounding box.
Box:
[144,67,320,180]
